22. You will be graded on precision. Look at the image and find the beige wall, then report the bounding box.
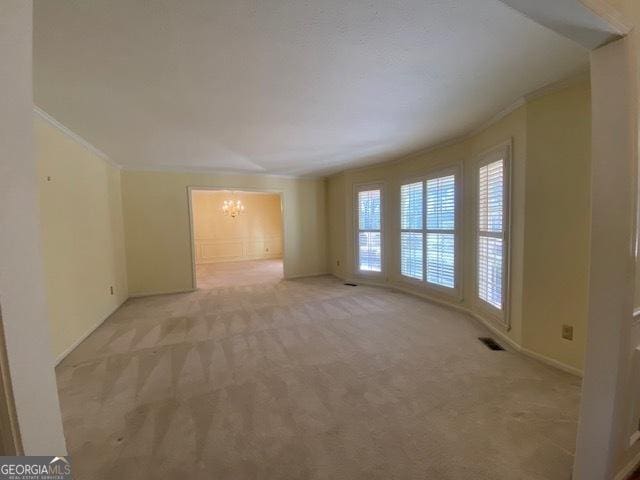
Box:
[327,78,591,373]
[192,190,283,264]
[327,174,347,279]
[522,80,591,371]
[36,116,128,360]
[121,171,327,296]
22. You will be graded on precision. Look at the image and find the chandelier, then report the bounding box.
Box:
[222,198,245,218]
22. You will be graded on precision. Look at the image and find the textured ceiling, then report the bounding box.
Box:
[34,0,588,176]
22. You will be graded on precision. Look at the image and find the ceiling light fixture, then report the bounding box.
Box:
[222,198,245,218]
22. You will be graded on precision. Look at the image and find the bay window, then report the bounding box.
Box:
[400,167,460,293]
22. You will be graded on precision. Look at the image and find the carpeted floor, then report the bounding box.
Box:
[56,275,581,479]
[196,259,283,289]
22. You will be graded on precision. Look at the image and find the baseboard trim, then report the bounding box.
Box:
[520,347,583,377]
[333,272,388,289]
[330,273,583,378]
[55,298,127,365]
[129,288,196,298]
[465,309,582,377]
[196,255,283,265]
[615,448,640,480]
[467,307,522,352]
[284,272,330,280]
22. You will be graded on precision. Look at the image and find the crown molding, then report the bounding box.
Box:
[32,106,121,169]
[120,163,320,180]
[32,107,319,179]
[467,97,527,139]
[524,68,590,102]
[36,68,589,180]
[334,99,524,177]
[330,70,591,178]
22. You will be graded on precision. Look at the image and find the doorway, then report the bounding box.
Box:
[189,188,284,288]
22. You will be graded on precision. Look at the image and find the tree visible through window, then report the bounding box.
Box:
[357,187,382,272]
[400,182,423,280]
[478,157,506,310]
[400,170,457,290]
[426,175,455,288]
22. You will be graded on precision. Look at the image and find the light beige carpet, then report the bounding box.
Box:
[56,275,581,479]
[196,259,283,289]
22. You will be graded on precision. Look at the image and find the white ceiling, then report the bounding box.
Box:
[34,0,588,177]
[499,0,623,49]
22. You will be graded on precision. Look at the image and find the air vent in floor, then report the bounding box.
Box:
[478,337,505,351]
[344,283,358,287]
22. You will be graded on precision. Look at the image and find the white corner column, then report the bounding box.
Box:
[0,1,67,454]
[574,35,638,480]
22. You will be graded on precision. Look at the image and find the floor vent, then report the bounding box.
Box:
[479,337,505,351]
[344,283,358,287]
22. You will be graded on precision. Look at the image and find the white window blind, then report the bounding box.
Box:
[400,182,423,279]
[357,188,382,272]
[426,175,455,288]
[400,172,457,290]
[477,158,505,310]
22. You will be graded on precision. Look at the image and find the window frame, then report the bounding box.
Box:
[399,180,425,282]
[399,164,463,299]
[475,141,512,327]
[354,182,385,277]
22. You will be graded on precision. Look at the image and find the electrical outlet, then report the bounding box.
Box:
[562,325,573,341]
[110,286,114,295]
[336,260,340,267]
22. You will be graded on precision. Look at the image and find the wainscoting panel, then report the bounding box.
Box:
[246,237,283,257]
[199,240,243,262]
[195,235,282,264]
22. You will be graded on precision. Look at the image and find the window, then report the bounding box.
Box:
[400,169,459,291]
[426,175,456,288]
[477,146,510,315]
[356,186,382,273]
[400,182,423,279]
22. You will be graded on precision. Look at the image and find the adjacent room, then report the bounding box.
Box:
[2,0,640,479]
[191,189,284,288]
